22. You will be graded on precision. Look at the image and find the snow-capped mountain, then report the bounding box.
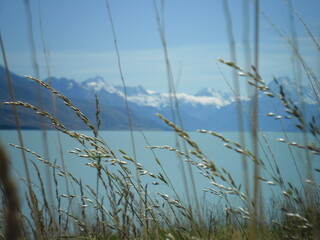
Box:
[82,76,121,95]
[125,89,235,109]
[51,75,237,110]
[0,65,318,131]
[80,78,236,110]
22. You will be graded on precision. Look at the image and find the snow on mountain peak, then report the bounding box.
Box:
[82,76,108,91]
[195,87,218,96]
[126,88,235,109]
[81,76,123,95]
[195,87,234,103]
[53,75,237,109]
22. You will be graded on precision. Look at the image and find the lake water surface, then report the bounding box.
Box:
[0,130,319,211]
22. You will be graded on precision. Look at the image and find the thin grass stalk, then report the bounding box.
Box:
[0,32,43,239]
[151,0,192,213]
[94,91,102,200]
[29,184,46,238]
[120,180,131,238]
[282,127,318,236]
[86,182,130,238]
[266,76,317,186]
[79,181,122,235]
[223,193,247,237]
[260,9,320,105]
[284,0,320,52]
[21,213,34,239]
[216,61,254,201]
[94,161,146,236]
[38,2,73,226]
[250,0,263,238]
[222,0,251,235]
[153,0,177,124]
[37,3,72,229]
[287,0,301,94]
[242,0,252,83]
[99,166,120,236]
[30,161,50,239]
[79,180,88,234]
[104,1,147,237]
[140,130,183,203]
[220,1,263,236]
[24,192,36,238]
[95,167,121,235]
[52,159,62,235]
[259,131,285,188]
[23,1,55,228]
[280,111,308,197]
[286,1,318,235]
[153,0,203,228]
[286,0,313,183]
[132,137,190,236]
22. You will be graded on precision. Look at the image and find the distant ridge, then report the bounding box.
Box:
[0,65,318,131]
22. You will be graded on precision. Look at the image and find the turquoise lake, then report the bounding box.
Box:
[0,130,319,212]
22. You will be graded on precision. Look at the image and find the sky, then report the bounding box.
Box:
[0,0,319,94]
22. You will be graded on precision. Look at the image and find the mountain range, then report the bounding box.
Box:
[0,65,319,131]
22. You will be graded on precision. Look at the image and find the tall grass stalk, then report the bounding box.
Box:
[153,1,203,229]
[23,0,55,226]
[286,2,318,236]
[37,0,71,217]
[222,1,252,237]
[264,2,320,236]
[104,0,148,238]
[251,0,263,238]
[37,1,71,233]
[0,32,44,239]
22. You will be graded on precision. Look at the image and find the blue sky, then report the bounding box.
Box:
[0,0,319,94]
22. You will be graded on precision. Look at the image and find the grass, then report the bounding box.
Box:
[0,68,319,239]
[0,0,320,239]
